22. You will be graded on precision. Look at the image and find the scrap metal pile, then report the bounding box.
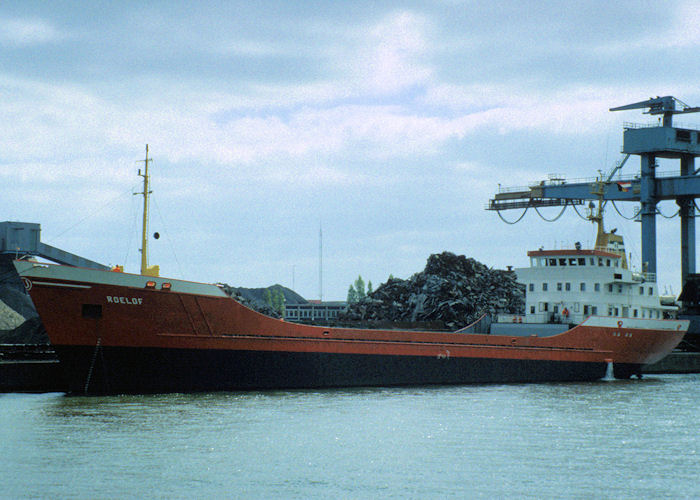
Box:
[340,252,525,330]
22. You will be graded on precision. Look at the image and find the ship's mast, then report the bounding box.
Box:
[137,145,159,277]
[590,177,628,269]
[589,179,606,248]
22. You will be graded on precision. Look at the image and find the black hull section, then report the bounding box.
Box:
[55,346,606,394]
[612,362,643,379]
[54,345,609,394]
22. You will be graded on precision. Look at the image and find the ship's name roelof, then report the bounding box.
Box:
[106,296,143,305]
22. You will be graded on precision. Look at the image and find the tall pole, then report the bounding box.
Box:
[319,223,323,302]
[139,145,152,275]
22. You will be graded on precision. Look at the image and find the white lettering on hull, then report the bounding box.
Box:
[106,296,143,305]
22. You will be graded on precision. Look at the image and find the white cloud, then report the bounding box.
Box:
[588,1,700,54]
[422,84,656,135]
[338,10,433,95]
[669,1,700,47]
[0,17,65,46]
[214,39,286,57]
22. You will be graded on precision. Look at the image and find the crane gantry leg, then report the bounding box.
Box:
[679,154,696,285]
[640,154,658,276]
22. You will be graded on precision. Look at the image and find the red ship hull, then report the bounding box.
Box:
[15,261,688,394]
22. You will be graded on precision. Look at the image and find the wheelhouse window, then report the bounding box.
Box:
[578,258,586,266]
[558,258,567,266]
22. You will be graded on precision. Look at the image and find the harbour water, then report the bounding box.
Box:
[2,374,699,499]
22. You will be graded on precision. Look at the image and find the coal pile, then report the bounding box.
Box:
[218,284,281,318]
[218,283,304,318]
[340,252,524,330]
[0,255,49,344]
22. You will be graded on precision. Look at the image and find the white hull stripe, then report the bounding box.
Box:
[582,315,688,331]
[32,281,92,289]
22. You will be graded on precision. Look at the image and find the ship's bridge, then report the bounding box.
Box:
[515,246,668,325]
[527,249,621,268]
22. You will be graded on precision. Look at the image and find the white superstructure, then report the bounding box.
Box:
[508,218,680,326]
[515,248,675,324]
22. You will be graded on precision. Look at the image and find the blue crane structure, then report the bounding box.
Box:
[487,96,700,287]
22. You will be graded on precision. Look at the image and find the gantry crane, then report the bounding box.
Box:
[488,96,700,286]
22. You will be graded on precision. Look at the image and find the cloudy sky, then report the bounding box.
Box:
[2,1,700,300]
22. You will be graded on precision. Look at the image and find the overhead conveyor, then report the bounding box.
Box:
[0,221,109,270]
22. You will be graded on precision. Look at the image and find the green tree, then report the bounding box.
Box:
[273,288,285,316]
[367,281,373,295]
[347,284,358,304]
[266,287,285,315]
[354,275,366,301]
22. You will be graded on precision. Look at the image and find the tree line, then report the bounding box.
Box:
[347,275,373,304]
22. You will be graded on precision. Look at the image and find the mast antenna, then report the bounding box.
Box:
[136,144,159,277]
[319,223,323,301]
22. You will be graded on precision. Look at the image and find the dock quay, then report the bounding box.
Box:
[643,351,700,374]
[0,345,67,393]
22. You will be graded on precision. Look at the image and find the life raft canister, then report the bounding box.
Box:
[562,308,569,318]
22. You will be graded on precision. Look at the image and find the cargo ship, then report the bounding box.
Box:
[13,149,688,394]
